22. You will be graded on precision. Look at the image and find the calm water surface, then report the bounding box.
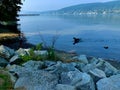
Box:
[19,15,120,61]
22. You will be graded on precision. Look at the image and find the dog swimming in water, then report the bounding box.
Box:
[73,37,81,45]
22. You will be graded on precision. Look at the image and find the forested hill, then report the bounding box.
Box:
[41,0,120,15]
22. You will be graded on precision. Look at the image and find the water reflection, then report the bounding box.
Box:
[58,14,120,26]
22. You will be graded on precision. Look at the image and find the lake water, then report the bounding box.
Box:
[19,15,120,61]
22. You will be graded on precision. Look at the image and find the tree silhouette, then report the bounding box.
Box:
[0,0,23,21]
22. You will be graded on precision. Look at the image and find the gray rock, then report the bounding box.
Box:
[44,60,56,67]
[96,58,105,69]
[81,63,96,72]
[14,70,58,90]
[97,74,120,90]
[104,61,118,77]
[74,73,95,90]
[60,70,95,90]
[0,57,8,67]
[0,45,15,59]
[56,84,76,90]
[22,60,44,70]
[8,65,26,77]
[16,48,27,56]
[75,62,86,71]
[89,57,99,65]
[45,61,76,75]
[60,70,82,84]
[9,72,17,84]
[78,55,88,64]
[95,59,118,77]
[89,68,106,82]
[10,55,22,65]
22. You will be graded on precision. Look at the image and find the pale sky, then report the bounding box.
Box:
[21,0,115,12]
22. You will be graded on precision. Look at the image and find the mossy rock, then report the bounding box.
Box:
[0,69,13,90]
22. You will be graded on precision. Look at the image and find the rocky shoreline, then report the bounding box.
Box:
[0,45,120,90]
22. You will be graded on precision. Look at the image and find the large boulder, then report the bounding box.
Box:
[45,61,76,75]
[0,45,15,59]
[14,70,58,90]
[95,59,118,77]
[60,70,95,90]
[89,68,106,82]
[8,64,58,90]
[56,84,76,90]
[97,74,120,90]
[0,57,8,67]
[89,58,118,77]
[8,65,25,77]
[22,60,44,70]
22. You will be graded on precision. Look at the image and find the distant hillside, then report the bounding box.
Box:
[41,0,120,15]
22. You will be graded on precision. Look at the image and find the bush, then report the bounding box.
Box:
[20,44,59,63]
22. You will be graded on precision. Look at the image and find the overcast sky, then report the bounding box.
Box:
[21,0,115,12]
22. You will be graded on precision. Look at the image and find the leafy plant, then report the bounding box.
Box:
[36,43,43,50]
[47,47,55,60]
[20,43,60,64]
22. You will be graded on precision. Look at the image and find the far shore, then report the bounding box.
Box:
[19,14,40,16]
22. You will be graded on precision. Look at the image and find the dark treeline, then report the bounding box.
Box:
[0,0,23,33]
[0,0,29,49]
[0,0,23,21]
